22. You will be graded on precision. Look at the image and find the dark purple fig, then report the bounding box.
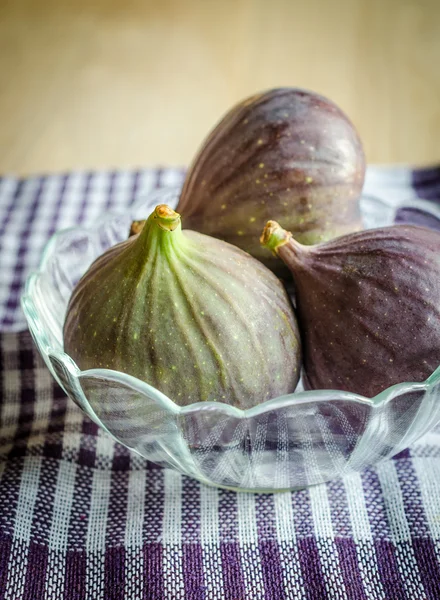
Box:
[261,221,440,397]
[63,205,301,409]
[177,88,365,273]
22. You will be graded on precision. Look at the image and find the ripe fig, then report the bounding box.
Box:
[177,88,365,274]
[63,205,301,409]
[261,221,440,397]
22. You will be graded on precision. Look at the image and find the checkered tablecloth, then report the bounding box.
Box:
[1,166,440,600]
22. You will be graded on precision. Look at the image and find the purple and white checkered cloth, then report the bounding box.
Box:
[1,166,440,600]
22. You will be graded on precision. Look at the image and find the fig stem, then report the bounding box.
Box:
[129,220,146,236]
[260,220,292,255]
[135,204,186,257]
[135,204,191,259]
[153,205,181,231]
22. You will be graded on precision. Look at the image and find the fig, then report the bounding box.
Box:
[63,205,301,409]
[261,221,440,397]
[177,88,365,273]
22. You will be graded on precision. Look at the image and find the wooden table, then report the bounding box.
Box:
[1,0,439,175]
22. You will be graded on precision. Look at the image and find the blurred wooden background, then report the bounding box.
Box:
[0,0,439,175]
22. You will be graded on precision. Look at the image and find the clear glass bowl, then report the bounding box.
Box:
[21,187,440,492]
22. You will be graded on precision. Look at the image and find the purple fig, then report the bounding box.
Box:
[63,205,301,409]
[261,221,440,397]
[177,88,365,273]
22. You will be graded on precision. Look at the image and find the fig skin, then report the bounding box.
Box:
[63,205,301,409]
[261,221,440,398]
[177,88,365,274]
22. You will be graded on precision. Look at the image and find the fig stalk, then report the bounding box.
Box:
[260,220,292,254]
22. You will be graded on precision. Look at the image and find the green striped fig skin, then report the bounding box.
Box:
[63,205,301,409]
[262,222,440,398]
[177,88,365,274]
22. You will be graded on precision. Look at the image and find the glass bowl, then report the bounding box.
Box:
[21,187,440,493]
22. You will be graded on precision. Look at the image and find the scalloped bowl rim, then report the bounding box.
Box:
[20,190,440,418]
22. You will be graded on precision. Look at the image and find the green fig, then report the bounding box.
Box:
[177,88,365,274]
[63,205,301,409]
[261,221,440,397]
